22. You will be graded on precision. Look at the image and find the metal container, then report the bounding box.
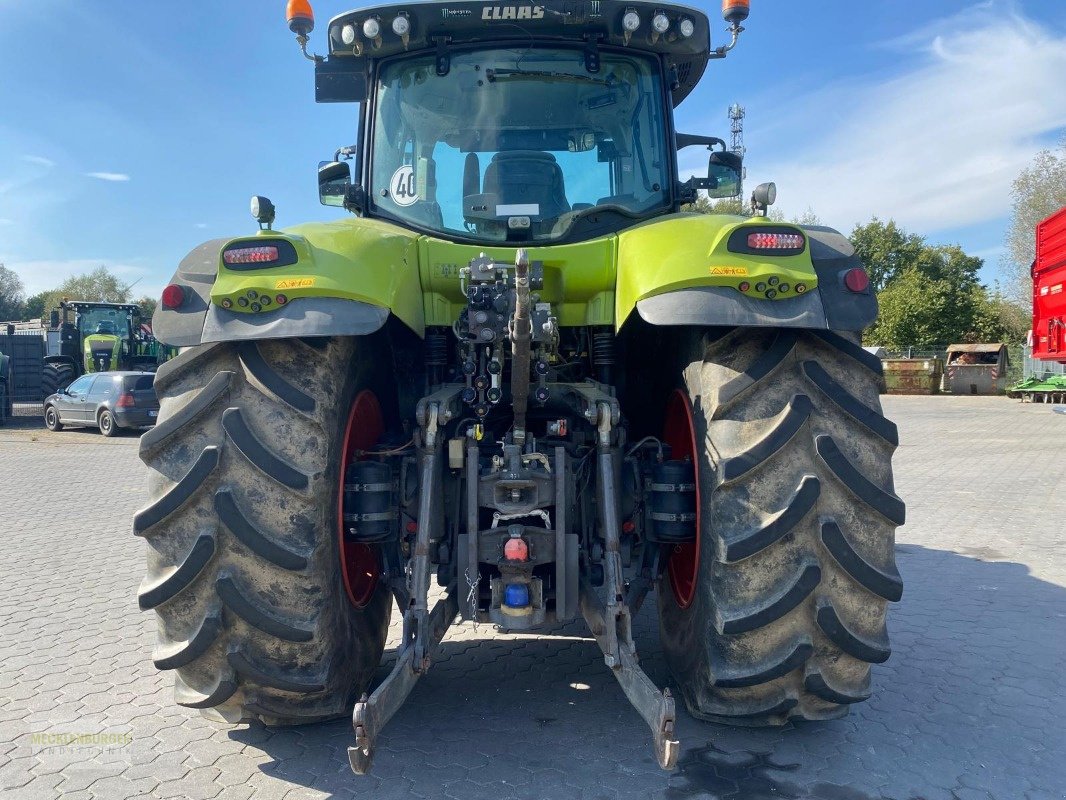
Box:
[942,344,1009,395]
[882,357,943,395]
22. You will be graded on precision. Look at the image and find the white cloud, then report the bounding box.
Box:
[22,155,55,168]
[85,172,130,182]
[195,223,208,229]
[738,4,1066,235]
[0,218,12,225]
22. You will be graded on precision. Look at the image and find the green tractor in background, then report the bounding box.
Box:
[139,0,903,773]
[42,300,163,395]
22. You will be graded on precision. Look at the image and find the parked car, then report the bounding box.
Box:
[43,371,159,436]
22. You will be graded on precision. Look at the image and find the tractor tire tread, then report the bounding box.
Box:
[720,475,821,562]
[802,360,899,446]
[214,488,309,571]
[657,328,902,725]
[716,563,821,634]
[138,338,390,725]
[238,341,317,414]
[820,519,903,601]
[815,434,905,525]
[137,532,217,610]
[815,599,891,663]
[139,371,233,456]
[222,407,309,490]
[133,446,220,535]
[719,394,812,483]
[152,610,223,670]
[216,574,315,642]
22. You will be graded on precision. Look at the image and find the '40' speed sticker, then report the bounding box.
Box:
[389,165,418,207]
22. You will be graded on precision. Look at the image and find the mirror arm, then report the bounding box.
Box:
[676,134,726,151]
[344,185,367,215]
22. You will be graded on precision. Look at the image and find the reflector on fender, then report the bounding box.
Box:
[224,246,280,265]
[747,232,805,250]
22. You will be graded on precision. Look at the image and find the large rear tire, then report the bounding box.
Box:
[657,328,904,724]
[135,337,392,725]
[42,362,75,398]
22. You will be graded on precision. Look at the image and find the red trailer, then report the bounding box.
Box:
[1030,207,1066,361]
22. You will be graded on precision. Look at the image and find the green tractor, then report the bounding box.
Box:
[42,300,161,395]
[140,0,903,772]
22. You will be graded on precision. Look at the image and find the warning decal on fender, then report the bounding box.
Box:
[709,266,749,276]
[275,278,315,289]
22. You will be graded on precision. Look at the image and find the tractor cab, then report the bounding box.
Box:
[42,301,160,395]
[301,0,748,244]
[71,303,135,373]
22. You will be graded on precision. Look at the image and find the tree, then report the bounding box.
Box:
[0,264,26,322]
[682,195,786,221]
[22,292,48,321]
[792,208,822,226]
[1004,138,1066,305]
[682,196,745,214]
[867,268,954,349]
[35,266,133,318]
[850,218,925,292]
[135,296,157,322]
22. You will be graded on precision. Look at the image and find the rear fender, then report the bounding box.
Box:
[43,354,78,369]
[154,218,426,347]
[616,214,876,332]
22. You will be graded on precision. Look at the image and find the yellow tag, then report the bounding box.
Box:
[474,424,484,441]
[275,278,315,289]
[709,266,749,276]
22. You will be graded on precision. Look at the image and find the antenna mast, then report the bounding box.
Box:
[728,103,746,198]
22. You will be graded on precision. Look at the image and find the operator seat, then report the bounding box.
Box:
[482,151,570,219]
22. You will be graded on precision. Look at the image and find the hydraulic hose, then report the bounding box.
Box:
[511,249,532,443]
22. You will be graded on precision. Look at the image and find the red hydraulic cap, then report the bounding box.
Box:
[504,538,529,562]
[844,268,870,293]
[161,284,186,309]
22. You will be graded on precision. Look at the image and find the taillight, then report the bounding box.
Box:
[221,239,298,270]
[117,392,135,408]
[223,246,280,265]
[747,232,805,250]
[161,284,186,309]
[844,268,870,293]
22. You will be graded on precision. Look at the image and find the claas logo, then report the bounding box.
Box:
[482,5,545,20]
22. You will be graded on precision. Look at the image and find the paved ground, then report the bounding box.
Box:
[1,395,1064,800]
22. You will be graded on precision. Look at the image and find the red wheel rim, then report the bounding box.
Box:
[337,390,384,608]
[663,389,701,609]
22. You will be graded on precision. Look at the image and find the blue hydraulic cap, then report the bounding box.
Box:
[503,584,530,608]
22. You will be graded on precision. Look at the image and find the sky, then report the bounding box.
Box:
[1,0,1064,302]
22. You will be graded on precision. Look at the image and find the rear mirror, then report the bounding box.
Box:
[318,160,351,207]
[704,150,743,199]
[567,131,597,153]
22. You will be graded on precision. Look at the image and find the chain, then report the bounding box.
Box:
[464,568,481,632]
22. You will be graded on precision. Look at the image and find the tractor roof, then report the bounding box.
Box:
[62,301,140,313]
[322,0,711,105]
